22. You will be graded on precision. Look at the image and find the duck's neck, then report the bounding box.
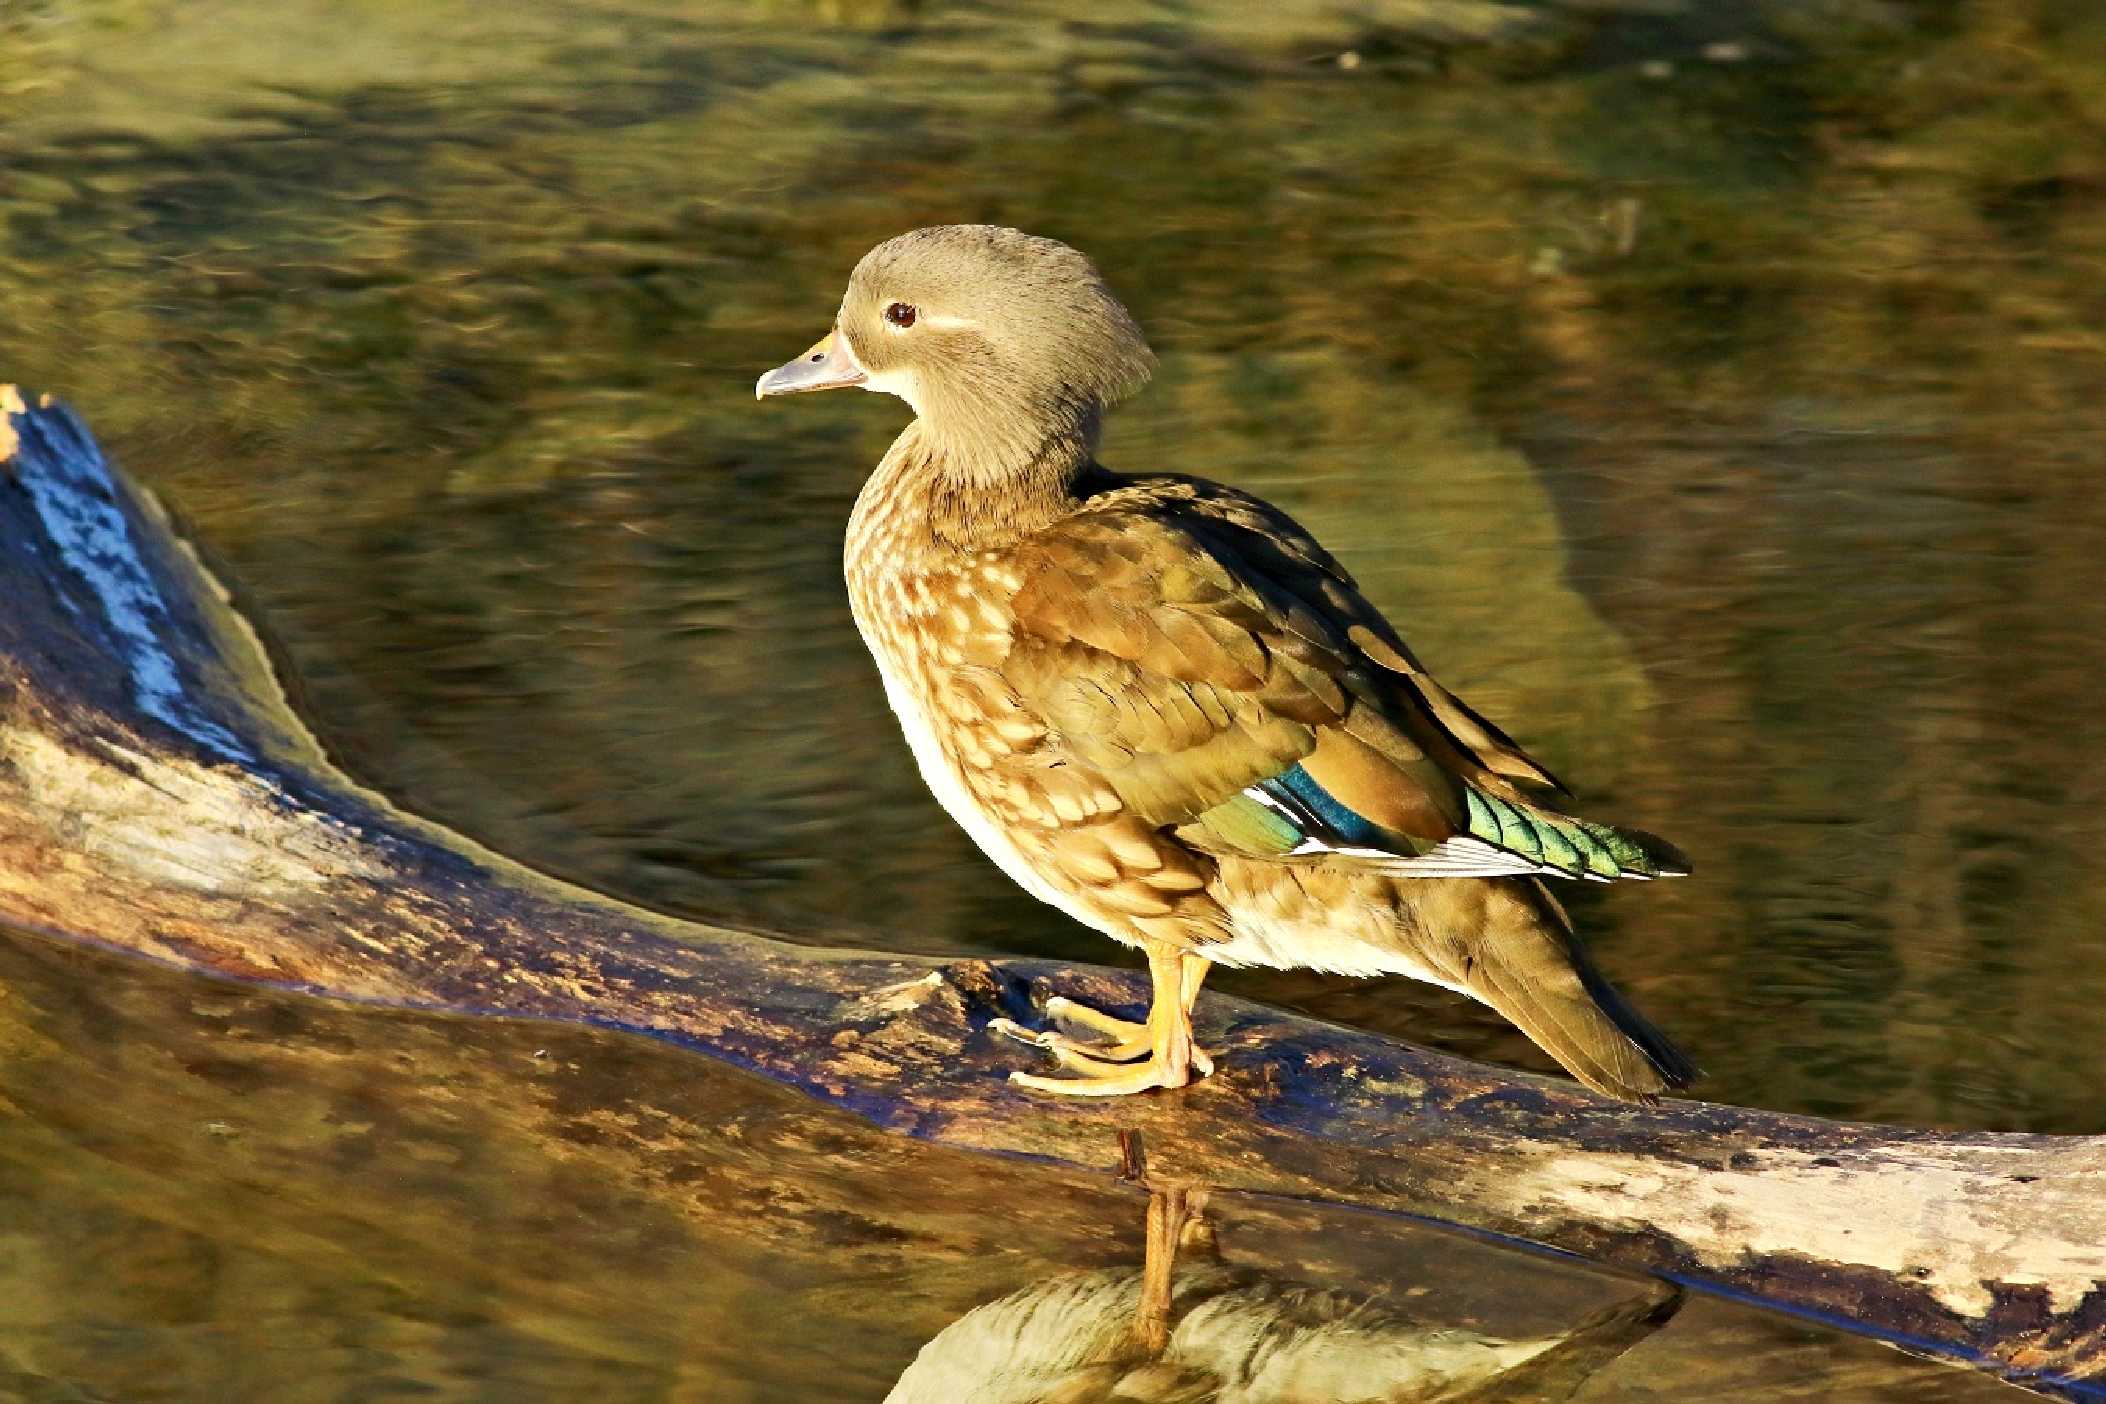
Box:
[849,417,1096,560]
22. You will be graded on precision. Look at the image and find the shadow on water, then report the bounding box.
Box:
[0,926,2021,1402]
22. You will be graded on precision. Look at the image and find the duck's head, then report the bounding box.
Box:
[756,225,1154,479]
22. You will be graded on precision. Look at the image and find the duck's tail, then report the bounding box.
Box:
[1443,878,1698,1101]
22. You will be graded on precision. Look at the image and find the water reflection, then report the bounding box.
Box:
[0,925,2020,1401]
[887,1183,1683,1403]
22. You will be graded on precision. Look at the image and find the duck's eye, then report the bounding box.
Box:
[884,302,918,329]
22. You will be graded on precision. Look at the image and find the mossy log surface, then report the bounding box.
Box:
[2,388,2101,1398]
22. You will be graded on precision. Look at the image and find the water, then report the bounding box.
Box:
[3,0,2102,1394]
[0,925,2014,1401]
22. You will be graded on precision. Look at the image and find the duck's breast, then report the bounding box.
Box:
[852,557,1142,944]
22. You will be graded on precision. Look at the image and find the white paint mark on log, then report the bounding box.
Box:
[1504,1144,2106,1318]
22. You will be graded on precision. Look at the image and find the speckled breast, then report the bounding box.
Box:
[841,439,1222,948]
[845,544,1123,932]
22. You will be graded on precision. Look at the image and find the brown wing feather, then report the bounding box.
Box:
[998,474,1549,842]
[1143,475,1564,794]
[1003,515,1334,826]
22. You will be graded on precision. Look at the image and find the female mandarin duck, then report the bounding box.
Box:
[757,226,1695,1100]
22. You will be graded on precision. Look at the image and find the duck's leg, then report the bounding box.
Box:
[997,947,1213,1096]
[1133,1184,1192,1355]
[1032,951,1212,1059]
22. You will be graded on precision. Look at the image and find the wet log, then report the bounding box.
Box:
[1,386,2101,1398]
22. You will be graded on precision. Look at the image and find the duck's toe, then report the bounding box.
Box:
[1042,994,1151,1055]
[988,1013,1146,1064]
[1008,1053,1190,1097]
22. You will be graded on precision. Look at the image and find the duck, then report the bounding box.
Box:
[883,1186,1684,1403]
[757,225,1695,1100]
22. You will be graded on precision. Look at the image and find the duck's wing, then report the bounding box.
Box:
[995,475,1686,883]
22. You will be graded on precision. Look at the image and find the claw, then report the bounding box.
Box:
[987,1016,1052,1048]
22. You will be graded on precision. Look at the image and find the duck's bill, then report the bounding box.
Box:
[755,329,867,399]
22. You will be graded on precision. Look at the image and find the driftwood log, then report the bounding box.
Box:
[2,387,2101,1398]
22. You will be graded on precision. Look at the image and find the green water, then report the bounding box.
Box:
[3,0,2103,1395]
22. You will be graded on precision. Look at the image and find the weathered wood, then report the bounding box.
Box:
[1,386,2101,1397]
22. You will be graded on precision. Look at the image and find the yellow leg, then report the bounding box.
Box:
[993,948,1215,1096]
[1179,953,1208,1015]
[1133,1185,1190,1355]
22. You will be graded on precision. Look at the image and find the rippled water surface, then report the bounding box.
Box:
[4,0,2104,1396]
